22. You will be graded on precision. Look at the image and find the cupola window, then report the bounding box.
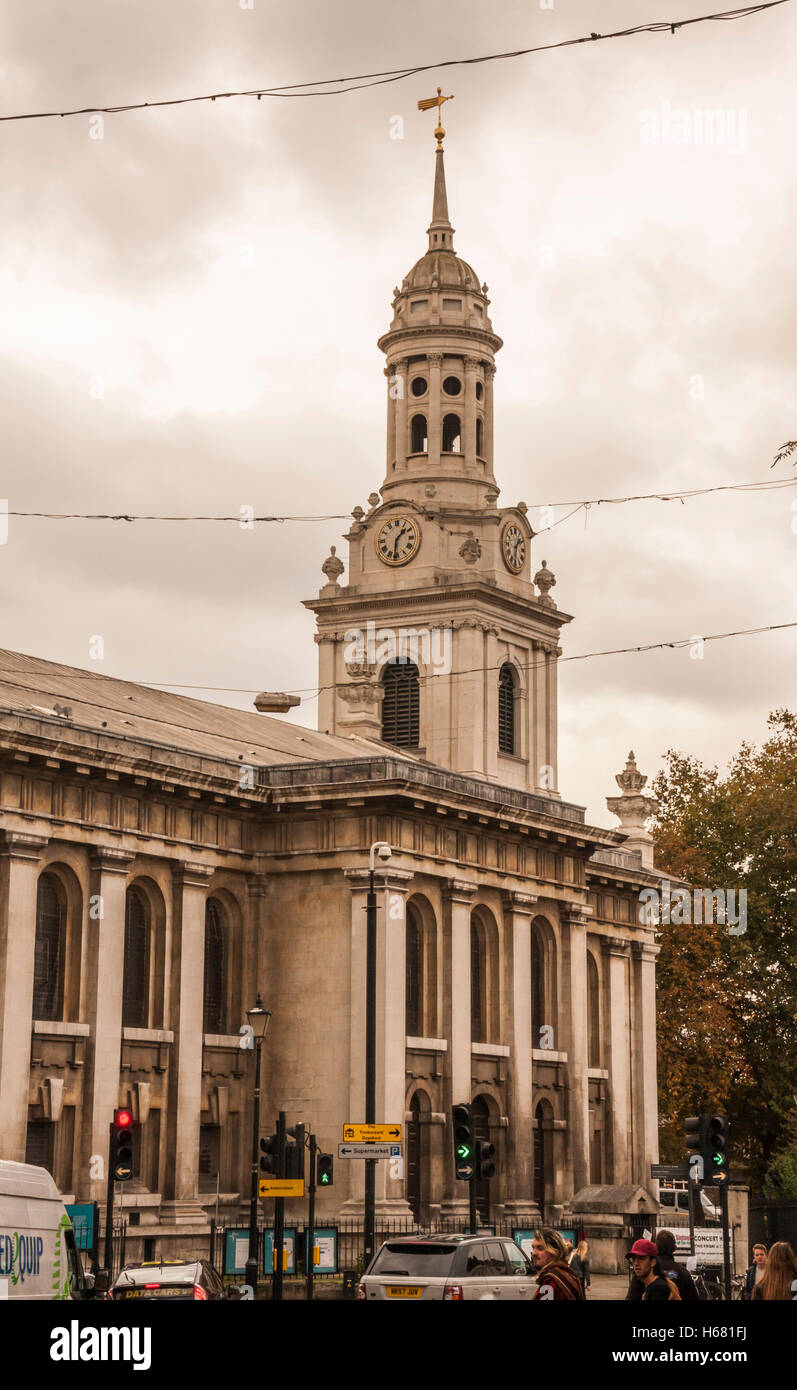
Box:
[410,376,427,398]
[498,664,516,754]
[475,380,484,402]
[443,376,462,396]
[442,414,461,453]
[476,418,484,456]
[410,414,428,453]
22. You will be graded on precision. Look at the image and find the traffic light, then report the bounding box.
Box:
[705,1115,730,1183]
[111,1108,134,1182]
[286,1124,305,1180]
[475,1139,495,1182]
[260,1131,279,1177]
[317,1154,334,1188]
[452,1103,474,1181]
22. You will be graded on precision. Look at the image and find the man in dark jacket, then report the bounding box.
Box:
[625,1239,673,1301]
[742,1244,768,1299]
[530,1229,585,1300]
[655,1230,699,1300]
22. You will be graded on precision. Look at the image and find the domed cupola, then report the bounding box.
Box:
[377,98,502,501]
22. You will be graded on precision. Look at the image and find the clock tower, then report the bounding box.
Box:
[305,120,571,795]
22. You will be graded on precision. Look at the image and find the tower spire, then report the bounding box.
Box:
[418,87,456,252]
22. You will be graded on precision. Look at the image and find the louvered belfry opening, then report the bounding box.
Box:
[33,872,64,1021]
[123,886,150,1029]
[498,663,515,754]
[381,659,420,748]
[203,898,225,1035]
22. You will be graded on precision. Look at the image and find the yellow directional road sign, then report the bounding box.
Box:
[258,1179,304,1198]
[343,1123,402,1143]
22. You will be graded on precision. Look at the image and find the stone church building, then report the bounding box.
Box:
[0,130,662,1256]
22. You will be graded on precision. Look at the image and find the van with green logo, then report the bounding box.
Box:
[0,1160,88,1300]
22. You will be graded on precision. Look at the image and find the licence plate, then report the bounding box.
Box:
[387,1285,422,1298]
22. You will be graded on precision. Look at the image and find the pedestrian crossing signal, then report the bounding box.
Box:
[317,1154,333,1187]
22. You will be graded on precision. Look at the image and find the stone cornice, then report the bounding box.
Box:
[89,848,135,875]
[630,940,660,962]
[172,862,216,890]
[304,580,573,631]
[601,935,632,958]
[443,876,477,903]
[0,830,49,862]
[501,890,538,915]
[377,325,503,355]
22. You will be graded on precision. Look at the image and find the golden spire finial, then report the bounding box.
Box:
[417,86,454,149]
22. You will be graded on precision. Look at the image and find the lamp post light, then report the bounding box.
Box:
[364,841,391,1268]
[245,993,272,1295]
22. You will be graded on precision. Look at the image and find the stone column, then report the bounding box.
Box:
[315,633,337,735]
[384,366,396,472]
[392,357,408,469]
[631,940,660,1187]
[0,833,49,1161]
[79,849,133,1201]
[428,352,443,468]
[484,363,496,471]
[451,620,485,777]
[375,869,413,1213]
[164,862,214,1222]
[502,891,539,1219]
[463,355,480,465]
[561,904,593,1196]
[441,878,476,1218]
[531,640,547,790]
[602,936,632,1187]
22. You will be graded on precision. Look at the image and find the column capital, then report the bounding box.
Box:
[560,901,593,929]
[0,832,49,862]
[172,862,215,891]
[427,351,444,365]
[443,877,477,905]
[501,890,538,916]
[89,847,135,875]
[463,355,481,371]
[601,934,630,959]
[630,939,660,963]
[246,872,268,899]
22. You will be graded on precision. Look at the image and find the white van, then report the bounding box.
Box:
[0,1160,88,1299]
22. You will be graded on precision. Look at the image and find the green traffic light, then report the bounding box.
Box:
[456,1144,472,1159]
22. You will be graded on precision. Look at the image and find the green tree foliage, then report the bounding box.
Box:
[651,710,797,1189]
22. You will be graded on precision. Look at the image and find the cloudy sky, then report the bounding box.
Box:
[1,0,795,827]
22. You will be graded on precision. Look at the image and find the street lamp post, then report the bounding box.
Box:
[244,994,272,1294]
[364,841,391,1269]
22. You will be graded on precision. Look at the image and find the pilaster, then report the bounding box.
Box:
[0,833,49,1161]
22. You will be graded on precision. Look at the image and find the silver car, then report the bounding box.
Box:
[358,1234,538,1301]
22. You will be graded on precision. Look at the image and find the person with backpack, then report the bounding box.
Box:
[530,1228,586,1300]
[625,1238,681,1301]
[655,1230,699,1300]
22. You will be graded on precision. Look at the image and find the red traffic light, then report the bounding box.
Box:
[114,1109,133,1129]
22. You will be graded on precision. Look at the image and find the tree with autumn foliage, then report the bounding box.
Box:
[650,709,797,1190]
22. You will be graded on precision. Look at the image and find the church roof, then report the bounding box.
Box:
[403,248,482,293]
[0,647,408,769]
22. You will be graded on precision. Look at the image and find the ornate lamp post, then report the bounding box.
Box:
[244,994,272,1294]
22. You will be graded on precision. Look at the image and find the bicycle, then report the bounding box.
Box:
[694,1270,724,1300]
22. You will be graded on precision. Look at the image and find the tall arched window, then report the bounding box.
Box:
[410,414,428,453]
[405,904,422,1036]
[471,920,486,1043]
[531,930,543,1046]
[203,899,226,1035]
[33,873,65,1021]
[587,953,601,1068]
[123,886,150,1029]
[381,659,419,747]
[442,413,461,452]
[476,417,484,456]
[498,664,516,754]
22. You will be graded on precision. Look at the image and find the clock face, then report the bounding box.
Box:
[502,523,526,573]
[376,515,421,566]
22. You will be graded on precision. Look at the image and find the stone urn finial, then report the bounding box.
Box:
[606,750,658,869]
[615,750,647,794]
[534,559,557,607]
[321,544,345,590]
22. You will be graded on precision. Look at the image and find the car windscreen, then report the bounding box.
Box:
[370,1243,456,1277]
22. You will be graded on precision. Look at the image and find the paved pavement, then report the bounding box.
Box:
[588,1272,632,1301]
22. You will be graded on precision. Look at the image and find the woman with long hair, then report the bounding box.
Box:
[751,1241,797,1300]
[569,1239,591,1296]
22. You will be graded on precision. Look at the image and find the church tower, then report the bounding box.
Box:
[305,109,571,795]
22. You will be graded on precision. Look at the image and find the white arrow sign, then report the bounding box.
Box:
[337,1143,403,1160]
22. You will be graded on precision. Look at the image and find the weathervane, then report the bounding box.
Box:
[417,86,454,149]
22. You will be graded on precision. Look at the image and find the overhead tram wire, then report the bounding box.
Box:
[4,475,796,527]
[1,618,794,702]
[0,2,790,123]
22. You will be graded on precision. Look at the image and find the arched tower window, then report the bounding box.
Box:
[381,659,419,748]
[203,898,226,1035]
[531,919,558,1052]
[405,903,422,1036]
[498,664,516,754]
[123,886,150,1029]
[476,417,484,456]
[33,873,65,1021]
[587,952,601,1068]
[442,414,461,453]
[410,414,428,453]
